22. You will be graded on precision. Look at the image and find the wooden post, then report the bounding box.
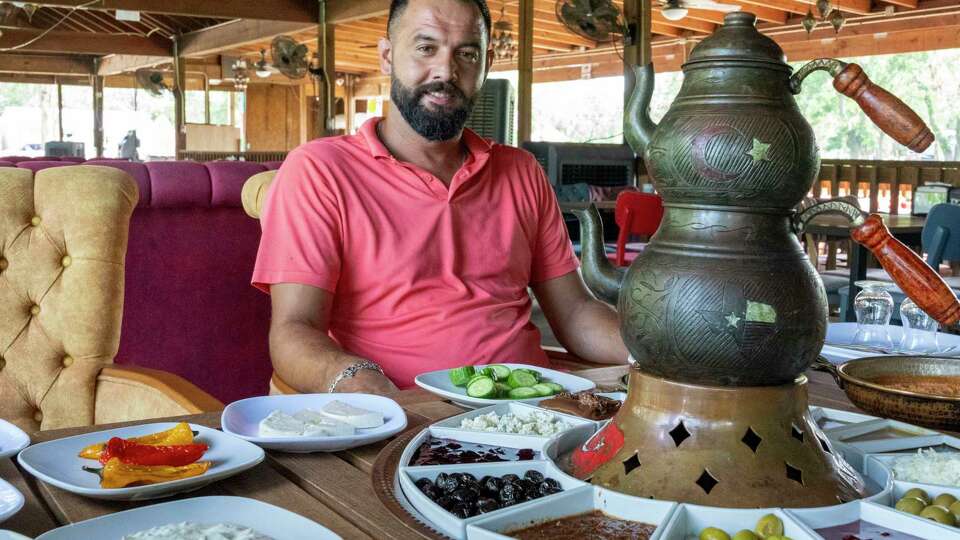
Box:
[204,74,211,124]
[91,59,104,158]
[173,36,187,154]
[56,76,63,141]
[623,0,652,106]
[517,0,534,144]
[344,74,354,135]
[316,0,335,137]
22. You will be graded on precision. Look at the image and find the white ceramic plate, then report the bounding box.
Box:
[221,393,408,453]
[17,423,263,501]
[787,499,960,539]
[822,322,960,364]
[0,531,31,540]
[0,421,29,460]
[35,496,339,539]
[414,363,596,409]
[0,479,24,525]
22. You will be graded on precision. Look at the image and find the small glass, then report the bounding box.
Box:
[899,297,940,353]
[852,280,895,350]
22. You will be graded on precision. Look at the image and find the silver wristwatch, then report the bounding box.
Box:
[327,360,385,392]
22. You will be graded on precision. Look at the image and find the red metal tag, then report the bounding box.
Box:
[570,421,624,478]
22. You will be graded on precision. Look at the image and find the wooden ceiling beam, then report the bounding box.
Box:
[97,54,170,75]
[23,0,319,23]
[652,11,716,33]
[0,28,170,55]
[880,0,918,7]
[794,0,874,15]
[180,20,316,57]
[0,53,94,75]
[724,2,791,23]
[735,0,812,16]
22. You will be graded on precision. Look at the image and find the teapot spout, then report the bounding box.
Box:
[568,204,626,305]
[624,63,658,157]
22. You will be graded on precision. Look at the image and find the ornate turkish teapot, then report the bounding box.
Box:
[567,12,960,507]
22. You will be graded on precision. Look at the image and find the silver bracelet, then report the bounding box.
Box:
[327,360,385,392]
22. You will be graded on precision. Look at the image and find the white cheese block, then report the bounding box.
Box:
[258,410,305,437]
[294,409,355,436]
[320,400,384,428]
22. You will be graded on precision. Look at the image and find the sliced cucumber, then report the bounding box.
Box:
[486,365,512,381]
[506,370,538,389]
[542,382,564,393]
[466,376,496,398]
[515,368,541,382]
[507,387,540,399]
[531,383,555,397]
[494,382,512,398]
[448,366,476,387]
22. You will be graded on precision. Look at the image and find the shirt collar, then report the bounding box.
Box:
[359,117,493,162]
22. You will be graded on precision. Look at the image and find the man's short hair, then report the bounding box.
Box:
[387,0,492,38]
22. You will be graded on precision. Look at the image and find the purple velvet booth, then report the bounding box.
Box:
[90,160,272,402]
[0,161,14,167]
[17,161,70,173]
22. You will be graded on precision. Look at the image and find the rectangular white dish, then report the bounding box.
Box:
[466,485,677,540]
[431,403,596,451]
[35,496,338,539]
[400,460,581,540]
[18,423,264,501]
[659,505,816,540]
[787,499,960,539]
[809,406,878,432]
[414,363,596,409]
[825,418,941,454]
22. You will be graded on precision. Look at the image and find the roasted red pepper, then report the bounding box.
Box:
[99,436,208,466]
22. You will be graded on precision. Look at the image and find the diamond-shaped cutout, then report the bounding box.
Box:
[584,476,593,484]
[622,453,641,476]
[791,424,805,443]
[695,469,718,494]
[741,427,762,453]
[818,436,832,454]
[786,462,803,485]
[669,420,691,447]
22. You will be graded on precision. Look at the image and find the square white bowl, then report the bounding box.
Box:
[787,499,960,539]
[34,496,338,539]
[466,485,677,540]
[809,406,878,432]
[431,403,596,452]
[869,451,960,492]
[402,427,550,469]
[0,478,23,525]
[17,423,264,501]
[659,505,816,540]
[220,393,407,452]
[826,418,941,454]
[414,364,596,409]
[0,420,29,460]
[401,460,585,540]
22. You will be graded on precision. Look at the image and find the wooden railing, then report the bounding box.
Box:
[818,159,960,214]
[176,150,288,163]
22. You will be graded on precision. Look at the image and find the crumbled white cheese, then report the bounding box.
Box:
[459,410,571,436]
[123,521,273,540]
[892,448,960,486]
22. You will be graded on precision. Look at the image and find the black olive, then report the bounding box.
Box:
[435,495,456,510]
[542,478,561,490]
[457,473,478,484]
[415,478,434,491]
[435,473,458,494]
[450,503,473,519]
[502,474,520,484]
[481,476,503,497]
[498,482,518,505]
[476,497,500,514]
[538,480,563,496]
[514,479,536,497]
[524,470,544,484]
[451,487,477,505]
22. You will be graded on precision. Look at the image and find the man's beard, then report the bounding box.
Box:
[390,78,477,142]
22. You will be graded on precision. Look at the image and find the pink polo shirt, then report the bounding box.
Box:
[252,118,579,388]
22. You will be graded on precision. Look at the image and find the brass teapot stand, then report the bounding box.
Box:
[566,369,867,508]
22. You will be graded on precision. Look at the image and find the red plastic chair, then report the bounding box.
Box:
[611,191,664,267]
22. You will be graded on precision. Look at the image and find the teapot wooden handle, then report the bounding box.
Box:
[833,63,934,153]
[851,214,960,326]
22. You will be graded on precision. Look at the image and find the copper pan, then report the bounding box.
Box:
[814,356,960,432]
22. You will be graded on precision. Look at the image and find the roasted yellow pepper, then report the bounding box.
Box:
[78,422,195,460]
[84,458,211,489]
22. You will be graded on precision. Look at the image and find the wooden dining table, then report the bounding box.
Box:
[0,366,870,539]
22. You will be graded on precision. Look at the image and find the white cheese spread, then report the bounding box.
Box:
[258,409,354,438]
[123,521,273,539]
[459,410,571,436]
[320,400,384,428]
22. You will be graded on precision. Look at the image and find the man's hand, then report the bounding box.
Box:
[333,369,400,394]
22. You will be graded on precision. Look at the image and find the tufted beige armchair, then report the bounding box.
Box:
[0,166,222,432]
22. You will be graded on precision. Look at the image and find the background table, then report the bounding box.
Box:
[805,213,925,322]
[0,367,870,539]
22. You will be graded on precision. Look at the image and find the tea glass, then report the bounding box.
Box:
[852,280,895,350]
[899,297,940,353]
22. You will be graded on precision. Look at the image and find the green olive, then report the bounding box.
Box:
[920,505,957,526]
[733,530,760,540]
[699,527,731,540]
[755,514,784,538]
[934,493,958,508]
[904,488,931,505]
[950,500,960,520]
[895,497,926,515]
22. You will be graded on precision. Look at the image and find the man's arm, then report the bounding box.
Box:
[269,283,399,394]
[531,271,629,364]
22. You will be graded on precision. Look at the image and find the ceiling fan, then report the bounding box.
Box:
[658,0,740,21]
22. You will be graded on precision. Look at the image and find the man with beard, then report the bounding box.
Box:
[252,0,628,394]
